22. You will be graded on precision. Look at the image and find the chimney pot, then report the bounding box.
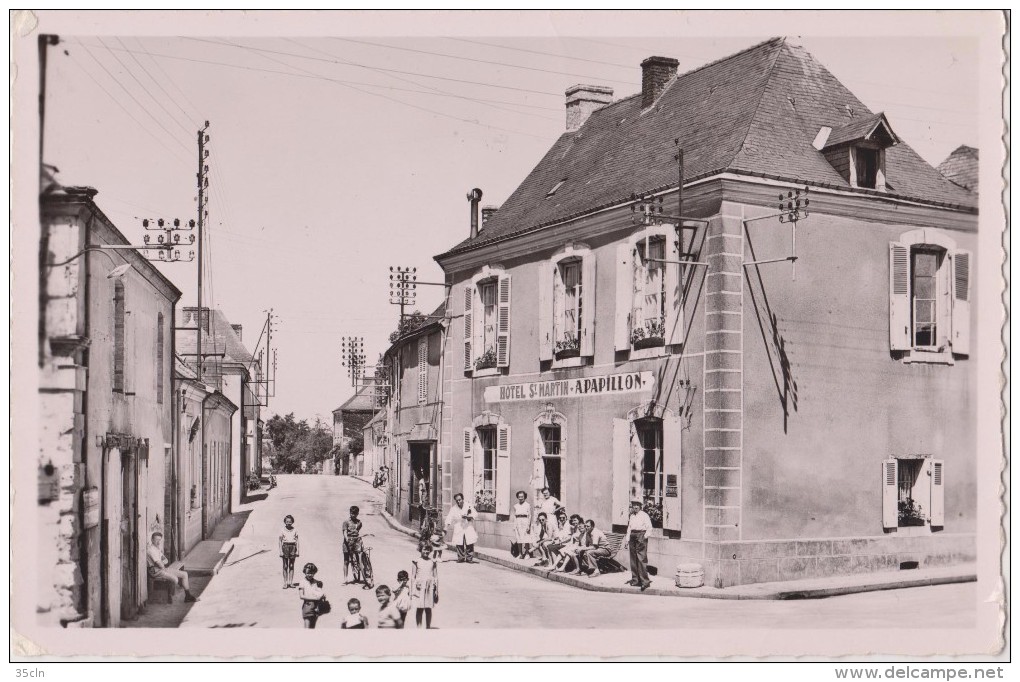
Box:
[565,84,614,132]
[640,56,679,109]
[480,205,499,228]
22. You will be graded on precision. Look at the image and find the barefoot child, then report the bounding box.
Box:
[279,515,299,588]
[375,585,402,629]
[297,562,325,629]
[410,544,439,629]
[392,570,412,627]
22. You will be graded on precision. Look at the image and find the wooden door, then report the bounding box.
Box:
[120,452,138,621]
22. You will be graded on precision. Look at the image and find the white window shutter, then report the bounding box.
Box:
[496,424,511,515]
[538,263,554,362]
[463,285,473,372]
[665,236,683,346]
[611,418,631,526]
[614,244,633,351]
[951,249,971,356]
[417,337,428,404]
[889,243,911,351]
[462,428,474,500]
[124,309,135,395]
[882,459,898,530]
[581,254,597,357]
[929,459,945,527]
[662,413,682,532]
[496,274,512,368]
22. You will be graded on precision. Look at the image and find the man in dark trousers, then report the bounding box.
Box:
[623,500,653,591]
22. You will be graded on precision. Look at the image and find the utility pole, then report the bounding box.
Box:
[197,121,210,381]
[389,266,417,321]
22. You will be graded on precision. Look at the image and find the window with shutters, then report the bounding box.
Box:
[417,337,428,404]
[476,426,497,512]
[616,226,683,356]
[113,281,126,392]
[538,425,562,501]
[635,418,664,528]
[540,244,595,365]
[882,456,944,532]
[464,268,512,375]
[889,230,970,363]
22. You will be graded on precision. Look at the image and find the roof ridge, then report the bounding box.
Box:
[674,36,785,84]
[726,37,787,171]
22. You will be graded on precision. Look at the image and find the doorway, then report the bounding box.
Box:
[120,451,138,622]
[409,442,435,525]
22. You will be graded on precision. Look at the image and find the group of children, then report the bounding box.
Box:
[279,507,442,629]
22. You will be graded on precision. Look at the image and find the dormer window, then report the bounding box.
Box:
[818,112,900,191]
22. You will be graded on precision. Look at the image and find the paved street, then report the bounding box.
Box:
[180,475,977,630]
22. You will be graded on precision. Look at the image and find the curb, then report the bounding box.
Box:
[184,542,234,577]
[377,507,976,600]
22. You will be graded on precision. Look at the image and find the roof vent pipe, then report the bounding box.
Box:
[467,188,483,239]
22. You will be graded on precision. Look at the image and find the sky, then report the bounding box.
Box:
[37,14,985,423]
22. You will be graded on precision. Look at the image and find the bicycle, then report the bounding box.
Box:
[343,533,375,589]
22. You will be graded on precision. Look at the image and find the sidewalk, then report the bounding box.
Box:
[364,479,976,601]
[124,511,249,628]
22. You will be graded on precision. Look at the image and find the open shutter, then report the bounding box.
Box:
[662,413,682,532]
[417,337,428,403]
[665,236,683,346]
[538,263,554,361]
[463,285,473,372]
[614,244,633,351]
[611,419,631,526]
[462,428,474,500]
[124,310,136,394]
[889,243,911,351]
[951,249,971,355]
[496,425,511,515]
[581,254,597,357]
[929,459,944,527]
[496,274,512,368]
[882,459,898,530]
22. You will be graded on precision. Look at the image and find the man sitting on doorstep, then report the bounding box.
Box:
[575,519,611,577]
[530,512,554,567]
[147,531,199,602]
[551,513,588,573]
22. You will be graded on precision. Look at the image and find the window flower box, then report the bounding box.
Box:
[475,489,496,513]
[898,499,927,527]
[631,319,666,350]
[554,333,580,360]
[474,348,497,370]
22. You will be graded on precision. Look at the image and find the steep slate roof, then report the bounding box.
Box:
[334,380,378,414]
[937,145,979,192]
[176,308,256,368]
[439,37,976,259]
[822,112,899,148]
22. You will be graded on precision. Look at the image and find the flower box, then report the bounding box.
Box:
[633,336,665,350]
[554,347,581,360]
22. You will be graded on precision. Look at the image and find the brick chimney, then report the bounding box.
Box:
[641,56,679,109]
[231,324,242,341]
[565,85,614,132]
[480,205,499,228]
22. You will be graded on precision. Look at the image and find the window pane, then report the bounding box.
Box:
[543,457,562,501]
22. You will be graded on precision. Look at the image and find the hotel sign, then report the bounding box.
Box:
[484,371,655,403]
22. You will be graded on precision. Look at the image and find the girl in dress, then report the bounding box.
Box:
[341,598,370,629]
[279,515,299,589]
[409,545,439,629]
[297,562,325,629]
[512,491,532,560]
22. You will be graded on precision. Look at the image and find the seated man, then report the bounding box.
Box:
[553,514,588,573]
[575,519,612,577]
[147,531,198,602]
[544,511,573,569]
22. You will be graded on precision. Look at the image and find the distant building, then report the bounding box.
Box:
[176,308,262,510]
[332,382,378,475]
[937,145,979,193]
[39,181,181,627]
[380,304,446,527]
[434,38,977,588]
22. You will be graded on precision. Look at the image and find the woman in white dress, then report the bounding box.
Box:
[512,490,532,559]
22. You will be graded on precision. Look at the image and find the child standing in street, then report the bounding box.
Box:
[279,515,299,588]
[393,570,412,628]
[341,598,370,629]
[375,585,403,629]
[410,544,439,629]
[297,562,326,629]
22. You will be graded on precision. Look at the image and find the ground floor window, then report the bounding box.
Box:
[539,424,562,501]
[897,458,926,527]
[476,426,497,512]
[882,456,945,531]
[635,418,664,528]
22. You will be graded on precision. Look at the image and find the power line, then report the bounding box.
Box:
[135,37,205,120]
[328,36,641,85]
[446,37,637,70]
[116,36,200,130]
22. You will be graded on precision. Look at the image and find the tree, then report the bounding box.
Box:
[388,311,429,344]
[265,412,334,474]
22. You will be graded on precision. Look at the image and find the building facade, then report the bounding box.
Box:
[39,182,181,626]
[433,39,978,588]
[332,384,378,476]
[380,306,447,527]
